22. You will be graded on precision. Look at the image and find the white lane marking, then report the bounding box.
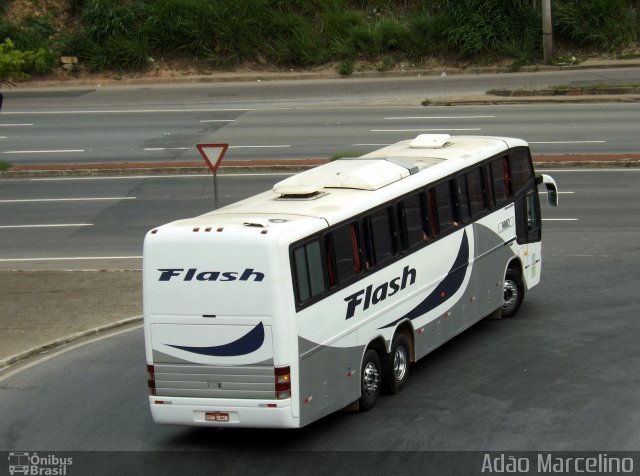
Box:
[529,140,606,144]
[353,143,391,146]
[384,115,494,120]
[200,119,235,123]
[371,128,482,132]
[0,197,136,203]
[2,108,251,115]
[541,218,579,221]
[540,191,574,194]
[4,149,85,154]
[230,145,291,149]
[0,123,33,127]
[144,147,192,151]
[0,224,93,229]
[0,256,141,262]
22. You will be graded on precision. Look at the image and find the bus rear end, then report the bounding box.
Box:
[143,216,299,428]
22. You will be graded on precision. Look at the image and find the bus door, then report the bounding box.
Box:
[515,187,542,287]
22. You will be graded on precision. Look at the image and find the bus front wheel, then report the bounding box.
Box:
[383,333,410,394]
[359,349,381,411]
[502,268,524,317]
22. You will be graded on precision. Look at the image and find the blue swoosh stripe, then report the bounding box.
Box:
[380,230,469,329]
[166,322,265,357]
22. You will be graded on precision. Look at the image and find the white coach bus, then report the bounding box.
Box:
[144,134,558,428]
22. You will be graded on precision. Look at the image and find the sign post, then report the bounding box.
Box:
[196,143,229,209]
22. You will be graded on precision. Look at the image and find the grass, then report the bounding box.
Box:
[0,160,13,171]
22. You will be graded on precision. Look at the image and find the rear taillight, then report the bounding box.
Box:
[147,364,156,396]
[274,366,291,399]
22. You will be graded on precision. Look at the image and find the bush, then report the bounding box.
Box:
[338,58,354,75]
[82,0,147,43]
[84,36,150,72]
[212,0,272,61]
[554,0,636,51]
[0,39,53,81]
[144,0,217,56]
[409,10,449,57]
[0,15,55,51]
[266,13,325,65]
[351,16,411,56]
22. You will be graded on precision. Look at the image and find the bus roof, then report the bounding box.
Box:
[157,135,527,237]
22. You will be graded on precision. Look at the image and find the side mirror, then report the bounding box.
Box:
[536,174,558,207]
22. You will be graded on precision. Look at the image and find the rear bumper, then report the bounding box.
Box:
[149,396,299,428]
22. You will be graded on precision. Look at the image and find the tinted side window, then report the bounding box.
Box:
[363,207,396,268]
[490,156,510,204]
[526,189,541,242]
[482,164,495,210]
[398,193,428,250]
[466,167,486,216]
[293,240,326,303]
[456,175,470,223]
[325,223,361,286]
[515,188,542,244]
[432,181,457,233]
[509,148,534,194]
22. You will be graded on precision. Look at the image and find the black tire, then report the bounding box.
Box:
[359,349,382,411]
[383,333,410,394]
[502,267,525,317]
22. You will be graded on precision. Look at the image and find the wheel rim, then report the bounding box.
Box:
[362,361,381,397]
[503,279,518,311]
[393,346,407,381]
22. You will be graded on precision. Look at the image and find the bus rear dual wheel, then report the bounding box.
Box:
[358,334,410,411]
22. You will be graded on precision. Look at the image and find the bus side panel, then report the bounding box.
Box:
[472,221,517,314]
[297,333,363,427]
[412,222,516,360]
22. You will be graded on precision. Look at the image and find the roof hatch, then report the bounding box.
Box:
[410,134,450,149]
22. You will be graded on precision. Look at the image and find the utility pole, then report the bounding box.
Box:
[542,0,554,63]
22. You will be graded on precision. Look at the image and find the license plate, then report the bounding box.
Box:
[205,412,229,422]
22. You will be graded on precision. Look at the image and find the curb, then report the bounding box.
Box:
[12,58,640,89]
[423,94,640,106]
[0,315,142,372]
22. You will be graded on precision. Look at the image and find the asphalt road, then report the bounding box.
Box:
[1,169,638,270]
[2,66,640,164]
[1,170,639,456]
[1,103,639,165]
[0,173,286,269]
